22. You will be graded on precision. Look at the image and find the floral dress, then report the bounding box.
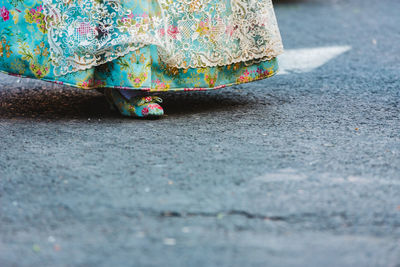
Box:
[0,0,283,92]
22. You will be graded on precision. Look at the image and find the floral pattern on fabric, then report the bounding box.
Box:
[42,0,283,75]
[0,0,281,92]
[104,88,164,118]
[158,0,283,69]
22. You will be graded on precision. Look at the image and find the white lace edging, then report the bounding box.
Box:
[43,0,284,76]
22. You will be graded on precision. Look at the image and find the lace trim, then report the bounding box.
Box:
[43,0,283,76]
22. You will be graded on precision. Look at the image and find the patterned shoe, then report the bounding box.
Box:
[104,88,164,118]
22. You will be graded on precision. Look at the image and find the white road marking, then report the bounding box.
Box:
[277,45,352,75]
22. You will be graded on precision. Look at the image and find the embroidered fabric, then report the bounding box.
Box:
[43,0,284,76]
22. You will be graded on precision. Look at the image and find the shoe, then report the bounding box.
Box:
[104,88,164,118]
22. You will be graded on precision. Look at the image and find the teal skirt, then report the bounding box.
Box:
[0,1,281,92]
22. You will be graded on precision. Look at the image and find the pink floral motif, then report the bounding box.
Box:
[153,79,169,90]
[159,25,179,39]
[196,20,211,36]
[28,62,50,79]
[24,5,47,33]
[141,107,149,115]
[53,81,64,85]
[128,72,147,88]
[167,25,179,39]
[77,22,96,36]
[0,7,10,21]
[256,67,270,77]
[225,24,235,37]
[79,78,106,89]
[205,74,218,87]
[147,103,162,111]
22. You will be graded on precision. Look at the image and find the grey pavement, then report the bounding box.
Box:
[0,0,400,266]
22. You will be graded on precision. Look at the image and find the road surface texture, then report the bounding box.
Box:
[0,0,399,266]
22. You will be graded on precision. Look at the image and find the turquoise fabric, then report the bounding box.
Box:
[0,0,280,92]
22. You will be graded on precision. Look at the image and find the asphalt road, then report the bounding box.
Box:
[1,0,399,266]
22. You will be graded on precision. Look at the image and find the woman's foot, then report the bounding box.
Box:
[104,88,164,118]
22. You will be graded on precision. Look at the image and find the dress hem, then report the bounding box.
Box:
[0,68,279,92]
